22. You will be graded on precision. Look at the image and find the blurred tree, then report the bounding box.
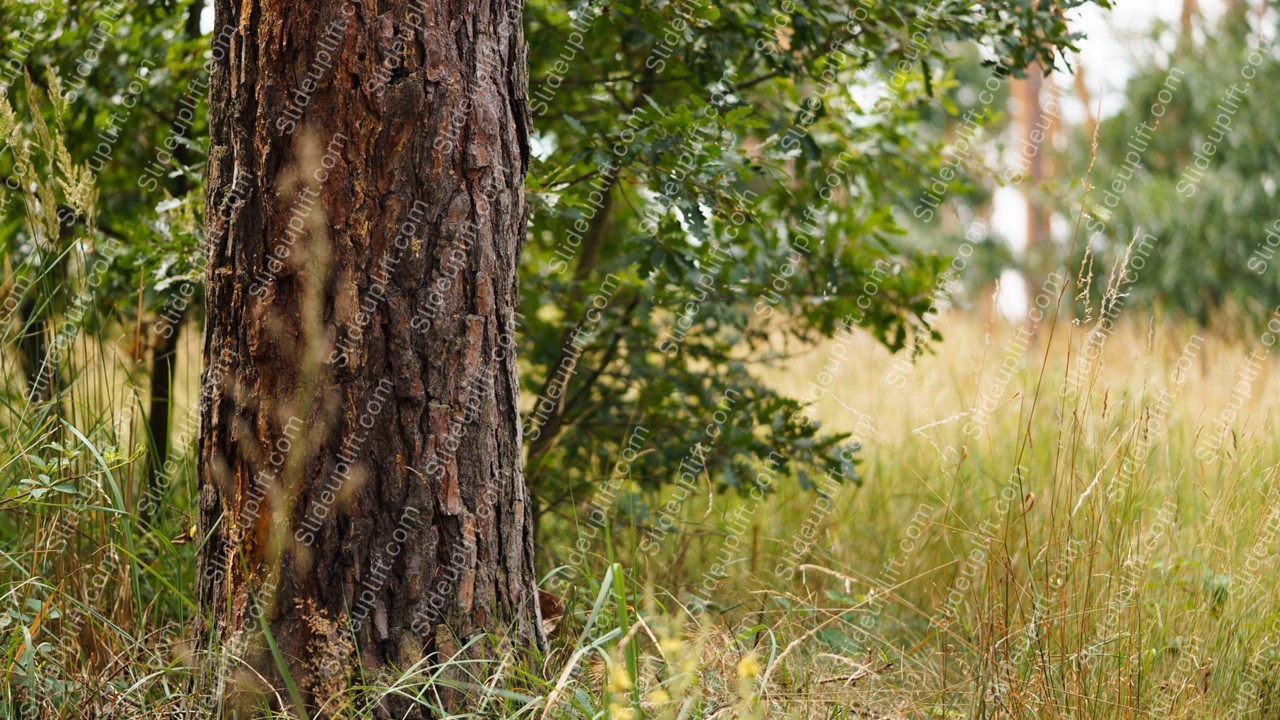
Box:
[1068,4,1280,322]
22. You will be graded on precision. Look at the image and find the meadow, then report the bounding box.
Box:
[5,281,1280,719]
[7,0,1273,716]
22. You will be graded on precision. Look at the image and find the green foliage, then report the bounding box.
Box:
[0,0,208,352]
[0,0,1114,524]
[520,0,1109,516]
[1070,12,1280,322]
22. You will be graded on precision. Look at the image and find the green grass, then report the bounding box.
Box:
[4,299,1280,718]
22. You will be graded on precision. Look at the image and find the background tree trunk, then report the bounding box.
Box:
[17,294,56,405]
[1180,0,1200,41]
[141,0,205,521]
[141,307,183,524]
[1016,62,1050,257]
[197,0,542,715]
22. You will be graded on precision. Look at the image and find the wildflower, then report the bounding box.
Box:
[737,652,760,679]
[609,664,633,693]
[607,702,636,719]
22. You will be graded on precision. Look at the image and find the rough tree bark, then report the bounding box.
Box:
[197,0,542,715]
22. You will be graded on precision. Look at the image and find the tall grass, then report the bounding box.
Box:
[6,292,1280,718]
[534,298,1280,719]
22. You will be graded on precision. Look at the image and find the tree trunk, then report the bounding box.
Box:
[141,308,182,524]
[17,295,57,406]
[1180,0,1199,41]
[1072,59,1095,140]
[197,0,542,715]
[141,0,204,522]
[1013,61,1052,337]
[1016,62,1050,255]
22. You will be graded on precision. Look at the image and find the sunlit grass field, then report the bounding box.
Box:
[4,299,1280,718]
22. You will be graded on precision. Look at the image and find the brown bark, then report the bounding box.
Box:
[141,309,182,524]
[18,209,75,412]
[197,0,542,716]
[1016,62,1050,254]
[1011,62,1056,338]
[17,295,57,405]
[1072,59,1095,140]
[1180,0,1199,40]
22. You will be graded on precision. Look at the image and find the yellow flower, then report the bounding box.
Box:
[609,665,633,693]
[648,688,671,705]
[658,637,683,656]
[607,702,636,719]
[737,652,761,679]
